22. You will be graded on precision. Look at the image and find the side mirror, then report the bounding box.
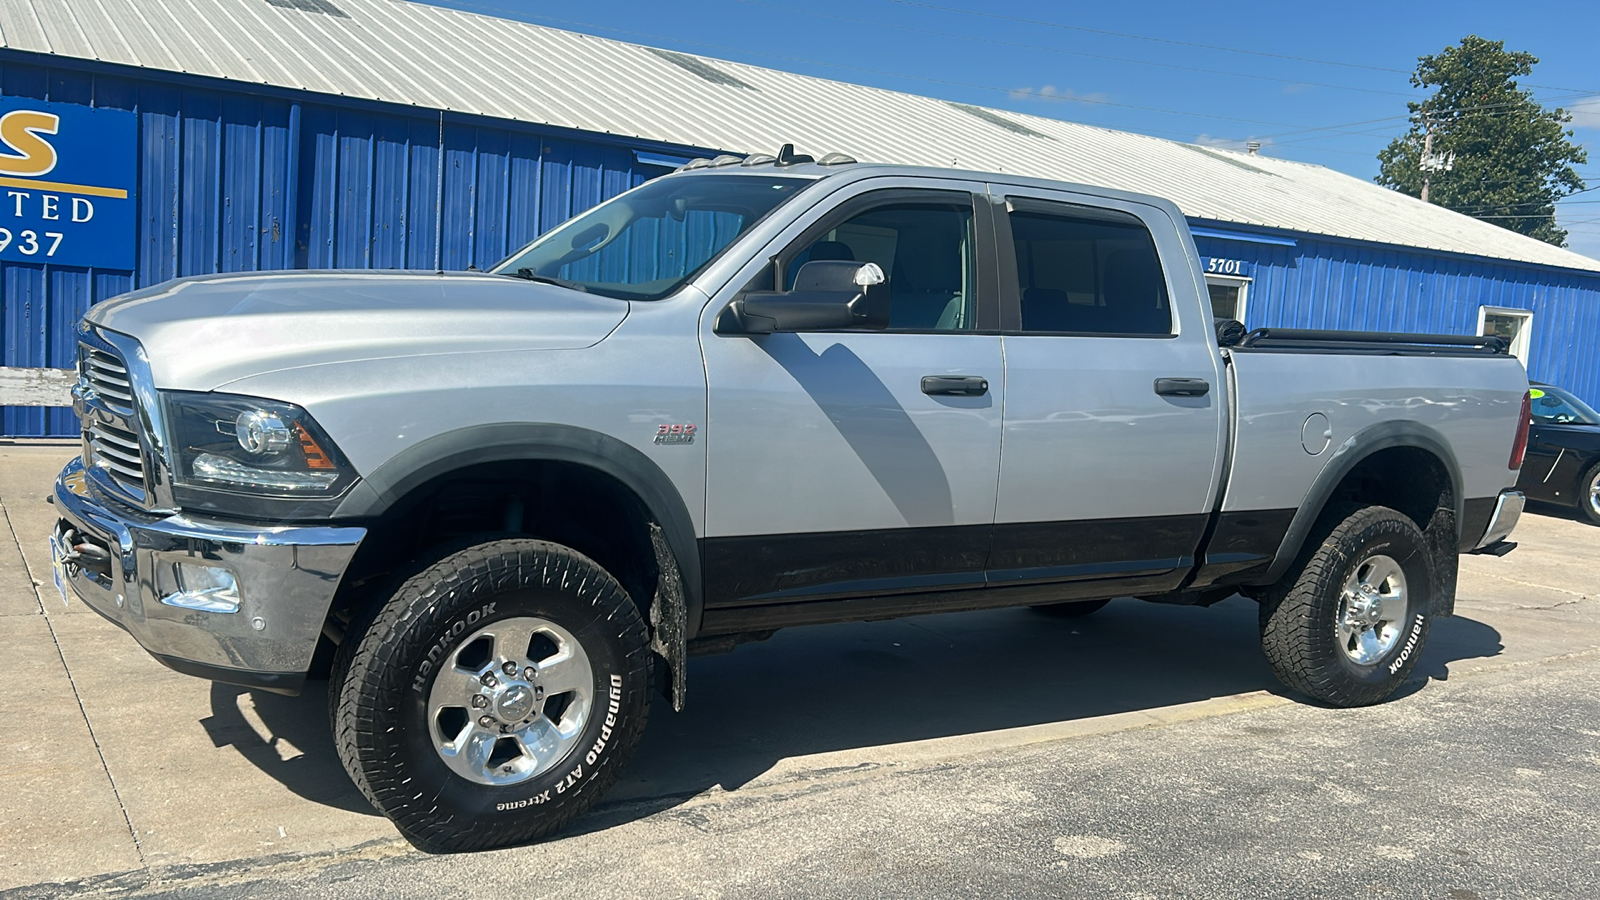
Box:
[735,261,889,334]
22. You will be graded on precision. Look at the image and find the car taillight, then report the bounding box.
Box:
[1508,391,1532,470]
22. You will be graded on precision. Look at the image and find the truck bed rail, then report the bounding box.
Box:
[1236,328,1510,357]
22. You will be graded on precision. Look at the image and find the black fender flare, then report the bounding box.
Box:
[1256,420,1464,586]
[334,423,703,639]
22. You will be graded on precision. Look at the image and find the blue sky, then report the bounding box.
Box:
[433,0,1600,259]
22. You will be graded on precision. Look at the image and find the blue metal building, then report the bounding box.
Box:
[3,0,1598,437]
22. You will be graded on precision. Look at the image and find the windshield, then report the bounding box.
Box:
[1530,385,1600,426]
[493,174,812,300]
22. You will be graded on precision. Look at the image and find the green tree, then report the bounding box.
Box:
[1376,35,1587,246]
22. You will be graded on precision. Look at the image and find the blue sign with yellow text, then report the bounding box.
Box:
[0,98,136,270]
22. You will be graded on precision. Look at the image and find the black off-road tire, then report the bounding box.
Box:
[327,587,389,809]
[1259,505,1434,708]
[334,539,651,853]
[1578,461,1600,526]
[1030,598,1112,618]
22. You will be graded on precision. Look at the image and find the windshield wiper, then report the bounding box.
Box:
[513,268,589,292]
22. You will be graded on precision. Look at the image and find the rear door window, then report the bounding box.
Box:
[1008,210,1171,336]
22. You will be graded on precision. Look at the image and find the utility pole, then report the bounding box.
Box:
[1421,119,1433,203]
[1418,114,1454,204]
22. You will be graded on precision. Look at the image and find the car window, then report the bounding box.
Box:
[1530,386,1600,425]
[495,175,811,300]
[786,202,976,332]
[1008,210,1171,335]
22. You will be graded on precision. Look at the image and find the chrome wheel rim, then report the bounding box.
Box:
[1336,554,1409,666]
[426,616,594,786]
[1588,470,1600,517]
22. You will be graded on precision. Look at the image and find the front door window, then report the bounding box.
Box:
[786,203,976,332]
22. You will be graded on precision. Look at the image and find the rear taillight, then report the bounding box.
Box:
[1509,391,1532,470]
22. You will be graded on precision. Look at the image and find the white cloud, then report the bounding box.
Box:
[1008,84,1109,105]
[1568,96,1600,130]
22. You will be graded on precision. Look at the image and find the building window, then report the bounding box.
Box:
[1478,306,1533,361]
[1205,275,1250,323]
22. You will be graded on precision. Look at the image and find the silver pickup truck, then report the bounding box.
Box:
[49,152,1530,853]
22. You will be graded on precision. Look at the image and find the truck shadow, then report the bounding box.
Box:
[203,681,380,816]
[215,596,1504,831]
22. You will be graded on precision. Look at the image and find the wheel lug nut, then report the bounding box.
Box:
[534,685,544,700]
[524,666,536,680]
[478,715,495,727]
[502,661,518,676]
[471,694,489,709]
[480,673,499,688]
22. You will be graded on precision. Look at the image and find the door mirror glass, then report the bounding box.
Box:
[735,261,890,334]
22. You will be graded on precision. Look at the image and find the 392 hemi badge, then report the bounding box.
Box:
[654,423,697,445]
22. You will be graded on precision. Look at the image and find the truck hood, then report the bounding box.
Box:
[85,270,630,391]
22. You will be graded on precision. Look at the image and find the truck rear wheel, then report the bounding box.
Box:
[334,539,651,853]
[1259,505,1434,708]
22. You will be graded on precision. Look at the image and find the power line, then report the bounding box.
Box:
[1230,96,1593,146]
[1253,97,1596,155]
[882,0,1409,74]
[1467,214,1600,222]
[440,1,1593,172]
[880,0,1600,96]
[1447,188,1600,215]
[735,0,1419,98]
[448,3,1409,135]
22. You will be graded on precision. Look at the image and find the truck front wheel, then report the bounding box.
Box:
[1259,505,1435,707]
[334,539,652,853]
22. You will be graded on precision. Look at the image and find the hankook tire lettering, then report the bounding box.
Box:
[1388,613,1426,674]
[411,601,498,693]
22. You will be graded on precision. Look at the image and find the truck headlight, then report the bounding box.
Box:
[163,392,356,499]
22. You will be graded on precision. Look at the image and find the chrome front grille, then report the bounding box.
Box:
[78,340,149,501]
[89,418,145,484]
[84,348,136,412]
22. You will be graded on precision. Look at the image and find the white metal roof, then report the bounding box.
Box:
[4,0,1597,274]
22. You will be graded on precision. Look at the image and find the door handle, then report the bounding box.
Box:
[922,375,989,396]
[1154,377,1210,397]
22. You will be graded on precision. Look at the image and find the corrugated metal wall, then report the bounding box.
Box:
[4,55,1599,437]
[0,56,706,436]
[1193,230,1600,406]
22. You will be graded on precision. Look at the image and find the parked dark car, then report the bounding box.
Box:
[1516,382,1600,524]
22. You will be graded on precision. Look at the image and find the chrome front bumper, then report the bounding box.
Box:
[51,457,365,694]
[1472,489,1525,552]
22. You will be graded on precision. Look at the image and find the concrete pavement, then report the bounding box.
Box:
[2,442,1597,896]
